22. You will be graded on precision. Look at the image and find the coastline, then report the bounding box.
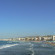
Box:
[44,41,55,46]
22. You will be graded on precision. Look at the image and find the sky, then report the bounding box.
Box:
[0,0,55,38]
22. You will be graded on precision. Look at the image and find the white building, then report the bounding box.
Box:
[39,37,41,41]
[53,35,55,41]
[41,36,53,41]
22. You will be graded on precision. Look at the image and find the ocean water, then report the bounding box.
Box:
[0,41,55,55]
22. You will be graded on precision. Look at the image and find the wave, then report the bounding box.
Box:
[0,44,19,49]
[28,44,34,55]
[41,44,52,48]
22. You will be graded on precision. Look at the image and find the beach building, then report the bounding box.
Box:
[39,37,41,41]
[25,37,35,41]
[41,36,53,41]
[53,35,55,41]
[35,37,39,41]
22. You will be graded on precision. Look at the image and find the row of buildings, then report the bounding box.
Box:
[0,35,55,41]
[10,35,55,41]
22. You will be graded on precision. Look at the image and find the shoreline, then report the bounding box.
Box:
[44,42,55,46]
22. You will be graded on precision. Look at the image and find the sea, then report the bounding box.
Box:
[0,41,55,55]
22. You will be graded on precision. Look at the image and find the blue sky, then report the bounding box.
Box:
[0,0,55,38]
